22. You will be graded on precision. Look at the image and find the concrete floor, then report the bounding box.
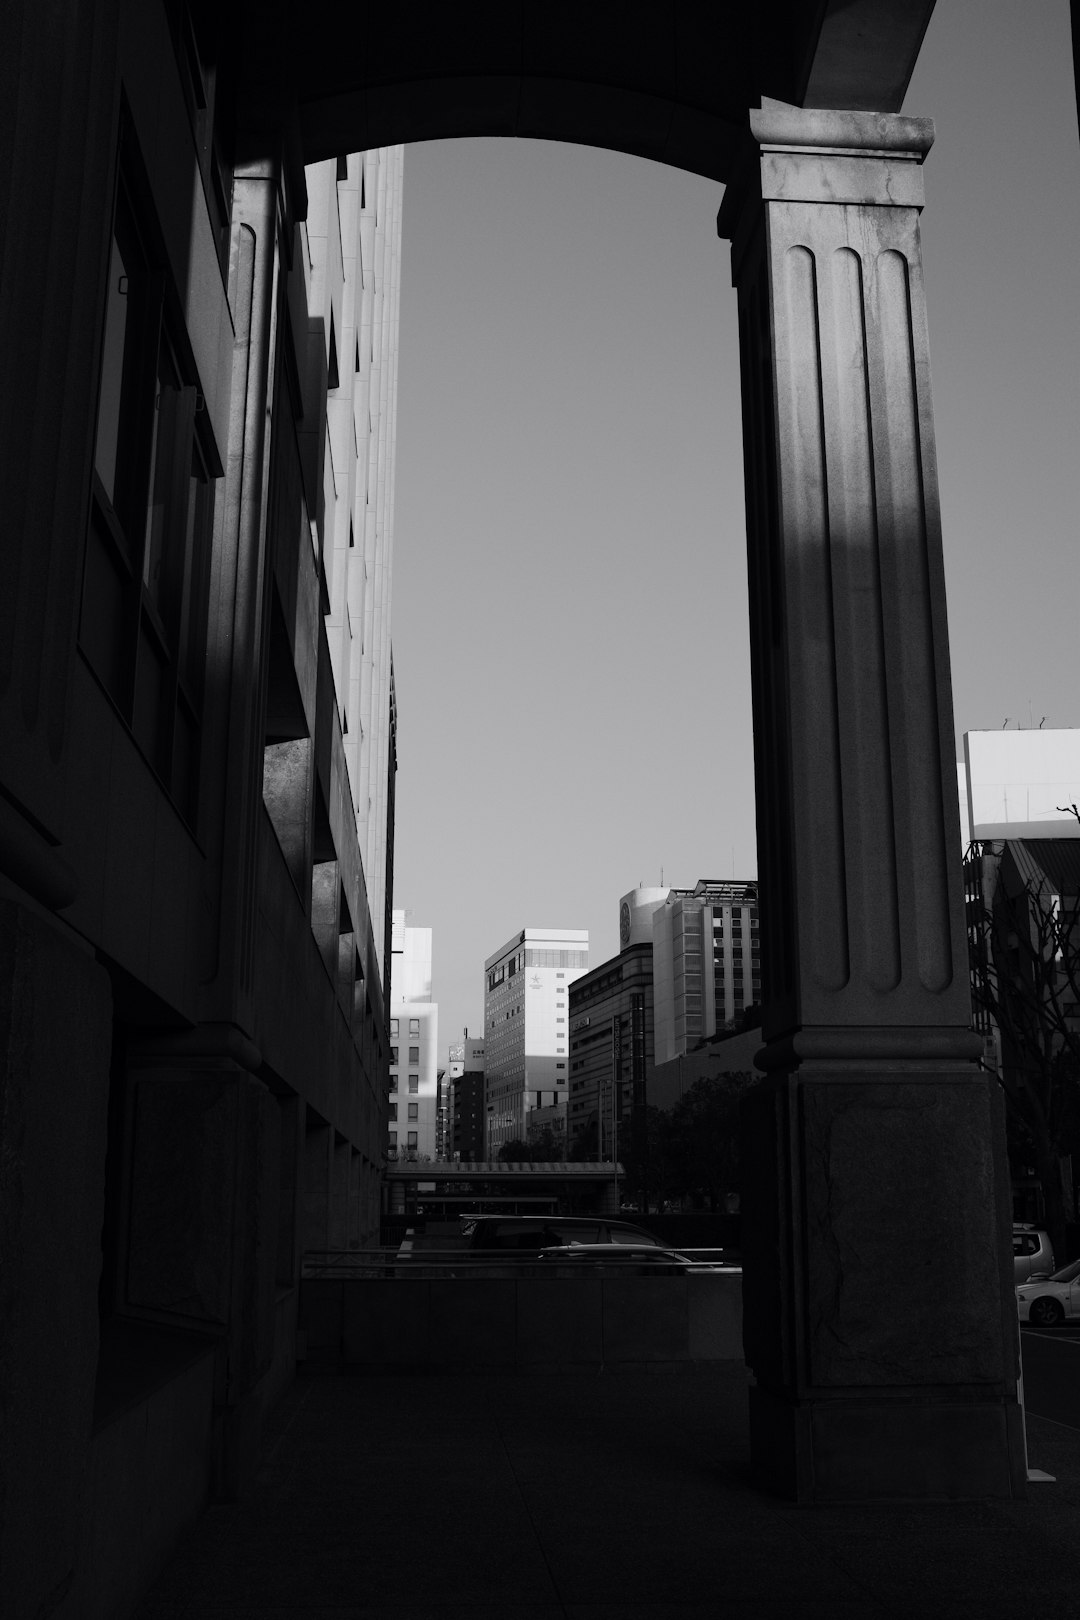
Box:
[135,1366,1080,1619]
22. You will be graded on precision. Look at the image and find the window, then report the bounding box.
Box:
[389,1074,398,1092]
[388,1131,397,1148]
[556,1063,565,1070]
[82,137,215,827]
[390,1046,398,1064]
[409,1019,420,1035]
[407,1131,417,1148]
[408,1103,418,1121]
[390,1019,399,1037]
[408,1045,419,1063]
[388,1102,397,1121]
[408,1075,419,1093]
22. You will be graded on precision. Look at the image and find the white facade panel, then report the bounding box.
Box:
[964,729,1080,841]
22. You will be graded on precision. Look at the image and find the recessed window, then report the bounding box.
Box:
[408,1075,419,1093]
[390,1019,399,1037]
[407,1131,417,1148]
[408,1103,418,1121]
[408,1045,419,1063]
[409,1019,420,1035]
[83,147,215,828]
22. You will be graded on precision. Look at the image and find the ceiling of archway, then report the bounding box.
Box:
[243,0,935,184]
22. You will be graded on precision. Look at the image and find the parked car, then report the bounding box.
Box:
[1016,1257,1080,1327]
[463,1215,661,1253]
[1013,1223,1055,1284]
[537,1242,735,1274]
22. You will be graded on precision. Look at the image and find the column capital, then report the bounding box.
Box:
[749,100,934,158]
[718,100,935,253]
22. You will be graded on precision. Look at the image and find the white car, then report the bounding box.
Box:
[1016,1257,1080,1327]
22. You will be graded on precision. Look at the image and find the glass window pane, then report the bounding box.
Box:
[143,338,181,614]
[94,234,130,504]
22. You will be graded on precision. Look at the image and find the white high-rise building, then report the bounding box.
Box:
[389,910,438,1159]
[484,927,589,1155]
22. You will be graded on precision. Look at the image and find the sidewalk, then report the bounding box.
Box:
[136,1365,1080,1619]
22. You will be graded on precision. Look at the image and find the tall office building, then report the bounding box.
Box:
[627,881,760,1064]
[447,1033,487,1161]
[484,928,589,1154]
[567,945,655,1157]
[389,912,439,1159]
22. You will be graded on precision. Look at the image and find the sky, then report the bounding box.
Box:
[389,0,1080,1054]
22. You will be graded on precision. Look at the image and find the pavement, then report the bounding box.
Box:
[135,1363,1080,1620]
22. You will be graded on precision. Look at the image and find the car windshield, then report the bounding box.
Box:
[1047,1258,1080,1283]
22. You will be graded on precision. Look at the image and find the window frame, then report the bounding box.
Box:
[81,119,217,831]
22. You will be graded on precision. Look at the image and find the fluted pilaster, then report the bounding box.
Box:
[719,104,1024,1503]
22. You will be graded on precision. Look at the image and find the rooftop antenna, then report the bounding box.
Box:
[1040,717,1047,729]
[1002,718,1010,728]
[660,865,664,886]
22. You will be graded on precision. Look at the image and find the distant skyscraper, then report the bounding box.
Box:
[447,1032,486,1161]
[633,880,760,1064]
[389,910,439,1159]
[567,943,654,1159]
[484,928,589,1154]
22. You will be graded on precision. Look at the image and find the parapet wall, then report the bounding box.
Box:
[300,1274,744,1368]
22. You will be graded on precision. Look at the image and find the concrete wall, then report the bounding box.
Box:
[301,1274,743,1368]
[77,1335,217,1620]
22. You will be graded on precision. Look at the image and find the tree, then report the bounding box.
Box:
[568,1118,599,1162]
[666,1072,755,1210]
[496,1138,532,1162]
[967,839,1080,1264]
[525,1125,564,1163]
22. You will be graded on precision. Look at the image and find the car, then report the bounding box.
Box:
[537,1242,695,1272]
[1013,1223,1055,1284]
[464,1215,663,1253]
[1016,1257,1080,1327]
[536,1242,739,1274]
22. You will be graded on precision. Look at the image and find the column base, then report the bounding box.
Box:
[749,1383,1029,1503]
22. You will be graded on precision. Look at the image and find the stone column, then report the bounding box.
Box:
[717,103,1025,1502]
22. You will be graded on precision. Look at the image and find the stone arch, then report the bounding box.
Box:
[232,1,1024,1504]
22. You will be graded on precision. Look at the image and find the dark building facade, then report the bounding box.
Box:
[567,944,655,1160]
[451,1070,487,1161]
[1,8,401,1614]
